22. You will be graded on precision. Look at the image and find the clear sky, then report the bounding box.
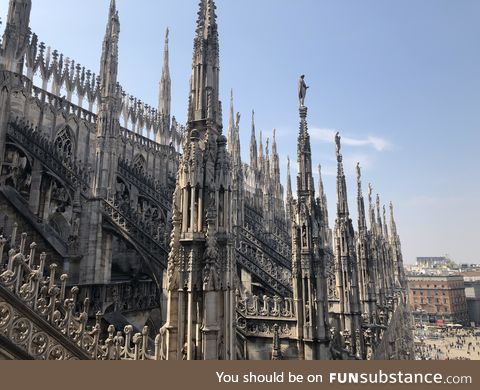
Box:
[1,0,479,264]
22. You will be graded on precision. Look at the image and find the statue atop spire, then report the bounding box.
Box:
[291,74,330,359]
[298,74,309,107]
[356,162,361,186]
[335,132,342,160]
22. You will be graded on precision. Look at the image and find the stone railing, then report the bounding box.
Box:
[7,121,170,271]
[236,314,297,340]
[31,85,97,125]
[236,294,295,319]
[18,31,182,146]
[101,198,168,269]
[240,226,291,270]
[77,280,160,318]
[235,243,292,297]
[244,206,291,262]
[117,158,173,213]
[236,294,297,339]
[7,120,92,195]
[0,232,164,360]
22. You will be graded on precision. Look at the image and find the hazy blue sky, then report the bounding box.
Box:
[1,0,479,264]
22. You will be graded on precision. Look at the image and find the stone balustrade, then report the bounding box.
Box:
[236,294,297,339]
[77,280,160,318]
[18,31,182,146]
[237,293,294,318]
[7,120,170,271]
[0,231,164,360]
[7,119,92,195]
[117,157,174,213]
[101,197,169,268]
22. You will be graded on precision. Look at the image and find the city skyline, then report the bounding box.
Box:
[2,0,478,263]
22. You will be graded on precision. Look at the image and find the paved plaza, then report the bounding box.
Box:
[415,329,480,360]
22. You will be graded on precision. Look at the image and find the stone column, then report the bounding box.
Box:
[0,73,12,172]
[78,199,112,284]
[166,289,180,360]
[28,159,43,215]
[202,290,220,360]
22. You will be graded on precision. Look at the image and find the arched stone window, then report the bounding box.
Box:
[133,154,146,174]
[54,127,74,160]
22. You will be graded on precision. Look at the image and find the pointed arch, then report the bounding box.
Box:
[54,126,75,161]
[133,153,147,174]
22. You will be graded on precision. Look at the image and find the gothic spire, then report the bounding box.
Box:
[228,89,235,153]
[291,76,330,359]
[250,110,258,171]
[164,0,235,360]
[99,0,120,99]
[272,129,277,155]
[318,165,324,201]
[271,129,281,184]
[93,0,121,197]
[265,137,270,161]
[227,90,242,168]
[286,156,292,200]
[335,132,349,218]
[356,163,367,232]
[5,0,32,29]
[296,85,314,198]
[159,27,171,130]
[376,194,383,237]
[368,183,376,234]
[188,0,220,127]
[333,132,362,355]
[389,202,398,239]
[382,205,389,240]
[195,0,218,41]
[317,164,329,229]
[258,129,264,170]
[1,0,32,73]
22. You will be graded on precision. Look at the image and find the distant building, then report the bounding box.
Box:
[462,272,480,326]
[407,275,469,325]
[460,264,480,271]
[416,257,451,269]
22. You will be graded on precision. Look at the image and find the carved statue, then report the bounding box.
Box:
[298,75,309,107]
[335,132,341,156]
[159,325,167,360]
[218,335,224,360]
[71,214,80,238]
[181,342,188,360]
